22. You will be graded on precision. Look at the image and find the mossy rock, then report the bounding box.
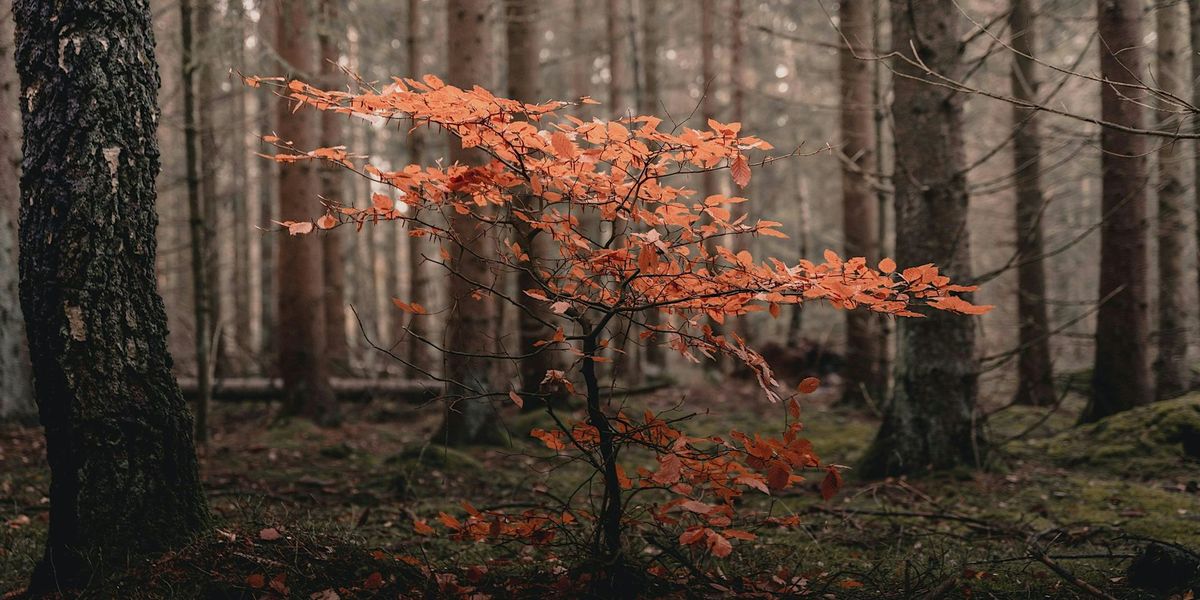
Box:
[1024,394,1200,478]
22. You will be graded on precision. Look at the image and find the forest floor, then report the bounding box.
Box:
[1,376,1199,599]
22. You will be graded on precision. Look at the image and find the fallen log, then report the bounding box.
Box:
[177,377,441,403]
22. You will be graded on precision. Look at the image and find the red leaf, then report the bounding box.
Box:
[767,461,791,491]
[820,467,844,501]
[363,571,385,590]
[245,574,265,589]
[797,377,820,394]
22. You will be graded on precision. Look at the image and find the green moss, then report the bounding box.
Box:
[1019,395,1200,478]
[387,444,484,472]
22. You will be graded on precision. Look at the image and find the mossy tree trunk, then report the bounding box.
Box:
[13,0,210,590]
[859,0,984,478]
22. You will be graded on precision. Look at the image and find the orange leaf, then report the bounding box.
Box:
[879,257,897,273]
[246,574,265,589]
[413,519,435,536]
[437,512,462,530]
[767,461,790,491]
[820,467,844,501]
[258,527,282,541]
[363,571,385,590]
[508,389,524,409]
[316,214,337,230]
[731,154,751,188]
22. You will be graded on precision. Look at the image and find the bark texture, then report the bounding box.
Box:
[1009,0,1056,406]
[1084,0,1152,422]
[13,0,210,589]
[638,0,665,373]
[0,9,32,419]
[434,0,502,446]
[271,0,338,424]
[859,0,983,477]
[1154,0,1190,400]
[404,0,431,379]
[838,0,884,407]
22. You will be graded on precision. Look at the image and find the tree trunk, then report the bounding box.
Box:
[1009,0,1056,407]
[638,0,665,374]
[837,0,884,407]
[319,0,350,374]
[1190,1,1200,377]
[859,0,983,478]
[606,0,625,114]
[505,0,559,410]
[196,0,227,380]
[699,0,726,372]
[0,9,33,419]
[1154,0,1190,400]
[1084,0,1152,422]
[230,0,253,370]
[271,0,338,424]
[433,0,503,446]
[404,0,431,379]
[181,0,213,443]
[13,0,210,589]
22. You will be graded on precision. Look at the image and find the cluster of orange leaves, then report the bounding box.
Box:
[250,73,989,401]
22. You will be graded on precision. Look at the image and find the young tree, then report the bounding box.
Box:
[859,0,983,477]
[13,0,210,590]
[1009,0,1056,406]
[1084,0,1151,422]
[260,72,988,586]
[271,0,338,423]
[0,10,32,419]
[433,0,504,445]
[837,0,884,407]
[1154,0,1189,400]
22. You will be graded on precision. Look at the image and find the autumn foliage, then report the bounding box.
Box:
[250,72,989,572]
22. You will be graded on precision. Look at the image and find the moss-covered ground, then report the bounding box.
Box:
[1,384,1197,598]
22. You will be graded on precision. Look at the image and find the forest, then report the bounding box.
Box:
[0,0,1198,598]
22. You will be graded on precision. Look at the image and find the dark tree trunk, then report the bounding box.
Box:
[181,0,213,443]
[271,0,338,424]
[13,0,210,590]
[1153,0,1189,400]
[859,0,983,478]
[0,9,32,419]
[433,0,503,446]
[1009,0,1056,406]
[1084,0,1152,422]
[838,0,884,407]
[1190,1,1200,379]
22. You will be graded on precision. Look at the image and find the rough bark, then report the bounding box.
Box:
[1084,0,1152,422]
[404,0,431,379]
[433,0,503,446]
[1154,0,1190,400]
[1191,1,1200,370]
[13,0,210,590]
[1009,0,1056,406]
[606,0,625,114]
[699,0,725,371]
[196,0,226,378]
[230,0,253,367]
[318,0,349,374]
[0,9,33,419]
[838,0,884,407]
[271,0,338,424]
[859,0,983,477]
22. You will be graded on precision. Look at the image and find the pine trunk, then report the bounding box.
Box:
[404,0,431,379]
[1154,0,1190,399]
[13,0,210,589]
[319,0,350,374]
[838,0,884,407]
[859,0,983,477]
[1009,0,1056,406]
[1085,0,1151,422]
[434,0,503,446]
[272,0,338,424]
